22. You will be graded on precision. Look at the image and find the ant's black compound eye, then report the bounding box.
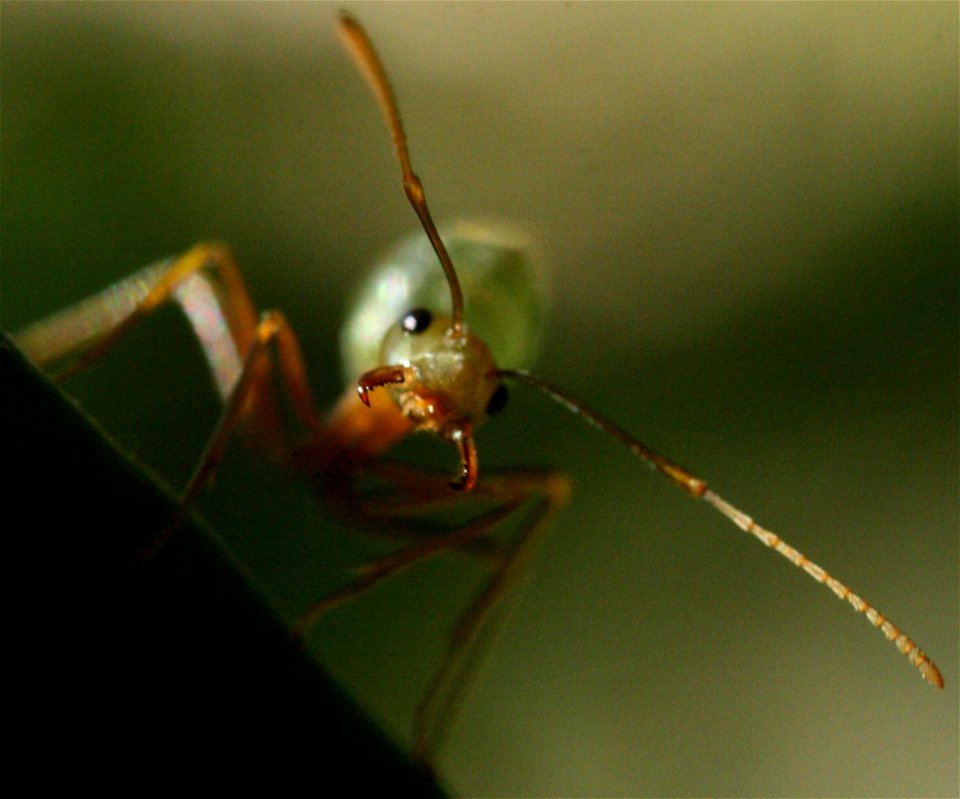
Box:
[401,308,433,334]
[486,383,508,415]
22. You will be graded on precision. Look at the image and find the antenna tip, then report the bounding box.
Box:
[337,10,362,42]
[920,659,944,689]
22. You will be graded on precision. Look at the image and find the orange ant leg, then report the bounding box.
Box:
[411,469,571,762]
[15,244,324,543]
[294,460,571,761]
[176,310,314,511]
[17,244,255,378]
[296,456,508,563]
[15,243,322,462]
[292,496,519,635]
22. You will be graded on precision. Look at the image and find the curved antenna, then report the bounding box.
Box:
[338,12,465,336]
[498,368,944,689]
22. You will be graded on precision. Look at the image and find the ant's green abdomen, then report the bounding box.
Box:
[340,220,547,384]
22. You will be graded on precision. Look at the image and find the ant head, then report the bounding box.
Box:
[355,301,511,491]
[346,225,536,491]
[380,305,505,435]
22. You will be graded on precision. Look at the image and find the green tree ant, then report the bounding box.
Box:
[11,11,945,770]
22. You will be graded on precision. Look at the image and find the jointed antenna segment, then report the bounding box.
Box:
[499,369,944,689]
[702,490,943,688]
[338,13,465,335]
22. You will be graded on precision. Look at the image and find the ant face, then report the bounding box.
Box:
[379,308,501,437]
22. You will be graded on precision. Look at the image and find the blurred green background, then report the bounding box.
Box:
[3,3,957,796]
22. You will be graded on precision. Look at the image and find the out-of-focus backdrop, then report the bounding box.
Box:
[3,3,956,796]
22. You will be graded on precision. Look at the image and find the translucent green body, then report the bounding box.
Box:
[340,220,547,384]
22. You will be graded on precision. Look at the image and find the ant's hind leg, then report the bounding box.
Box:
[411,468,572,763]
[295,462,571,763]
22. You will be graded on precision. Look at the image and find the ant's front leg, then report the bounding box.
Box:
[14,243,322,520]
